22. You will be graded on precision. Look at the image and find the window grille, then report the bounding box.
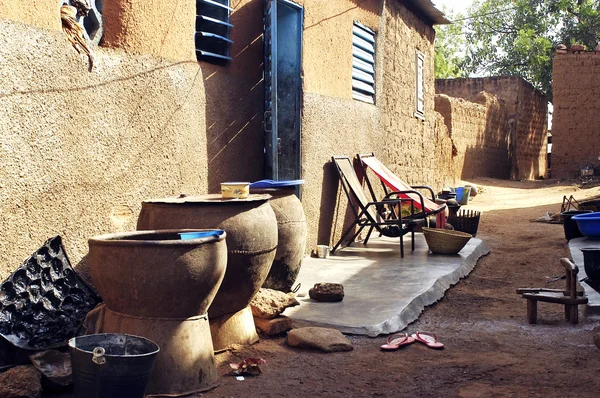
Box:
[352,22,376,104]
[196,0,234,63]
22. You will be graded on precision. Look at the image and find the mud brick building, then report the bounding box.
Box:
[552,52,600,179]
[436,76,548,181]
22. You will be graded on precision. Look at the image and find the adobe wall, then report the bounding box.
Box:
[552,53,600,179]
[436,76,548,180]
[434,93,511,180]
[1,0,455,280]
[299,0,457,250]
[0,0,264,282]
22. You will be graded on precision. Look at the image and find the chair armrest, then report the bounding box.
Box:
[384,190,427,216]
[409,185,436,201]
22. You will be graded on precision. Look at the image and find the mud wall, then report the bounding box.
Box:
[1,0,454,280]
[552,53,600,179]
[299,0,457,250]
[435,93,510,180]
[436,76,548,180]
[0,0,264,281]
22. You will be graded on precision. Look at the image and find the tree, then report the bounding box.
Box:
[461,0,600,100]
[434,9,467,79]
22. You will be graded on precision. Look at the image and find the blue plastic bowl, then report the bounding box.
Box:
[572,212,600,239]
[178,230,224,240]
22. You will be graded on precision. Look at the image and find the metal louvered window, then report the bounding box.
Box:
[352,22,376,104]
[196,0,234,63]
[415,50,425,118]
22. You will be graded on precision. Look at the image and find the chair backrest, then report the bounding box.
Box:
[332,156,382,223]
[359,153,440,213]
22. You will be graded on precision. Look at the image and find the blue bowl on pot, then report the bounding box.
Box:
[572,212,600,239]
[178,230,225,240]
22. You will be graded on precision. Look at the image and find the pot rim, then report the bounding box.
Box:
[88,229,226,246]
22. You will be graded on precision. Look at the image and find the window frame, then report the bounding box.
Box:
[195,0,234,64]
[414,50,425,119]
[351,21,376,104]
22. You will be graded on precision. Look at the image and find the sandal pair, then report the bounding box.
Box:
[380,331,444,351]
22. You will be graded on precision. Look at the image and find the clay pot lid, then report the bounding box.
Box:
[143,193,272,204]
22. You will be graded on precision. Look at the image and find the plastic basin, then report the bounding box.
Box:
[572,212,600,239]
[178,230,225,240]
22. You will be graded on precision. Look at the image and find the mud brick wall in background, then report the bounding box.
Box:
[435,93,511,181]
[552,53,600,179]
[436,76,548,180]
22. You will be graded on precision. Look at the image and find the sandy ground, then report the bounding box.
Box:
[204,178,600,398]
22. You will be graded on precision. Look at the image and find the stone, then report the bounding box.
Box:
[309,283,344,302]
[0,365,42,398]
[287,327,353,352]
[593,326,600,350]
[254,315,293,336]
[250,288,300,319]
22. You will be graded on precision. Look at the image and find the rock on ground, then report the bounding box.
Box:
[309,283,344,302]
[0,365,42,398]
[593,326,600,350]
[250,288,299,319]
[254,315,294,336]
[287,327,353,352]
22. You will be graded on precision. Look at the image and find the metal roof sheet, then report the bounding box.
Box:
[403,0,452,25]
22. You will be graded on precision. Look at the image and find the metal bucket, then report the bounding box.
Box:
[69,333,159,398]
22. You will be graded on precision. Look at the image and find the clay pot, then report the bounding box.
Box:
[251,187,307,292]
[137,194,278,319]
[88,229,227,318]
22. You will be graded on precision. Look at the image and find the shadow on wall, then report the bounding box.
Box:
[459,93,511,181]
[316,161,344,247]
[205,0,265,192]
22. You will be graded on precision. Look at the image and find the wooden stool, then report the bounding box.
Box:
[516,258,588,324]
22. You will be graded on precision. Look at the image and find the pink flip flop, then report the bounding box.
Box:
[380,333,416,351]
[411,331,444,349]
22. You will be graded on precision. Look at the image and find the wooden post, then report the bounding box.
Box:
[527,299,537,324]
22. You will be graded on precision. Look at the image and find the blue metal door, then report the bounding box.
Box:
[264,0,303,182]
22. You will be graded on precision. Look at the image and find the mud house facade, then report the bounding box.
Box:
[552,52,600,179]
[436,77,549,181]
[0,0,457,281]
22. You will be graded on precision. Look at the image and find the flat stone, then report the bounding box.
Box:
[309,283,344,302]
[0,365,42,398]
[250,288,299,319]
[254,315,293,336]
[287,327,353,352]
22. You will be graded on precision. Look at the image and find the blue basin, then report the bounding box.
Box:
[179,230,225,240]
[572,212,600,239]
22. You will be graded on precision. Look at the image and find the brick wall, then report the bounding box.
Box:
[436,77,548,180]
[434,93,511,180]
[552,53,600,179]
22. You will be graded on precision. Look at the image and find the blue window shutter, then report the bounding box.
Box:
[352,22,376,104]
[196,0,234,63]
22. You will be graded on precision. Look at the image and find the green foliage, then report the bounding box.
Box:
[434,10,467,79]
[460,0,600,100]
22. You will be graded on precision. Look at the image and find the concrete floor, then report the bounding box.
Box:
[284,233,490,337]
[568,237,600,316]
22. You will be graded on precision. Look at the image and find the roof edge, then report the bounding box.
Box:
[403,0,452,25]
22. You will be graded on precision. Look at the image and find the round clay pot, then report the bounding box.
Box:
[251,187,307,292]
[137,194,278,319]
[88,229,227,318]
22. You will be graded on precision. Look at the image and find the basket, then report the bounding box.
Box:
[422,227,473,254]
[447,209,481,236]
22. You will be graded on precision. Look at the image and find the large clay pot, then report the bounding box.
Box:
[251,187,307,292]
[88,230,226,318]
[137,194,278,319]
[87,229,227,395]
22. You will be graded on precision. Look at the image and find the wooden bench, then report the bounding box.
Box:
[516,258,588,324]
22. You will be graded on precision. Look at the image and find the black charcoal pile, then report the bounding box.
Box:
[0,236,100,349]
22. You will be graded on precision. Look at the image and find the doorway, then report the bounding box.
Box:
[264,0,304,182]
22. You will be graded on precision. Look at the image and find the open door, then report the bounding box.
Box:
[264,0,304,183]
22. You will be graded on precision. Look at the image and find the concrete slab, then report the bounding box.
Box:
[283,234,490,337]
[567,237,600,317]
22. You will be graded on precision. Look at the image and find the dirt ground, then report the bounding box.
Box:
[204,177,600,398]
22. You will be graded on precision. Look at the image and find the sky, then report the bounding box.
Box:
[433,0,474,16]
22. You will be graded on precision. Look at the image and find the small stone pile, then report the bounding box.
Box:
[250,288,299,336]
